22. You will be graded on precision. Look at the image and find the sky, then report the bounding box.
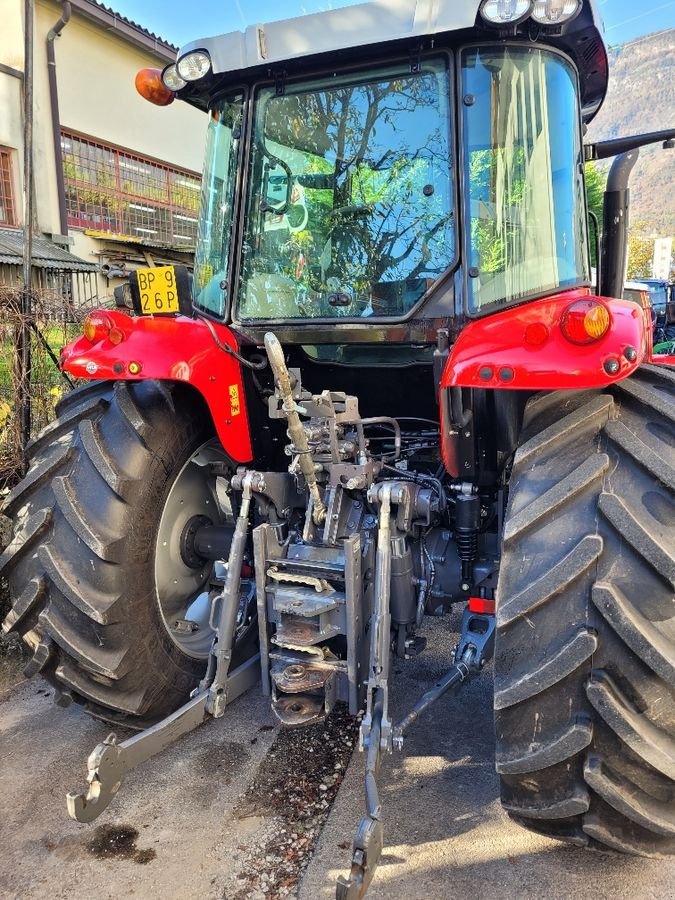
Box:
[106,0,675,49]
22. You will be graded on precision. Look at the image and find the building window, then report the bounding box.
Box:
[0,148,18,227]
[61,131,201,247]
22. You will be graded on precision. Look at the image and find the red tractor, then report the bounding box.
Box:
[3,1,675,894]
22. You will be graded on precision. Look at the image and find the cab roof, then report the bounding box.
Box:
[175,0,608,121]
[179,0,480,72]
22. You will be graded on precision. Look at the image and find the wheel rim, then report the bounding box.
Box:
[155,439,232,659]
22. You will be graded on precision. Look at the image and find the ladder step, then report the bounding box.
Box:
[268,555,345,583]
[267,564,335,593]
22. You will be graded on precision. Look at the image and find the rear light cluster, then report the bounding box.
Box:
[523,300,611,349]
[560,299,611,345]
[83,312,126,346]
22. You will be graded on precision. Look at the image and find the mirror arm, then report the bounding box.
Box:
[585,128,675,161]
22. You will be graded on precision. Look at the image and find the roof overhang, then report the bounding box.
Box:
[0,229,99,272]
[68,0,177,64]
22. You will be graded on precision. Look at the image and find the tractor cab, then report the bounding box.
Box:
[110,0,625,446]
[164,0,606,350]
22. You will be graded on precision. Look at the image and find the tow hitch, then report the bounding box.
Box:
[336,604,495,899]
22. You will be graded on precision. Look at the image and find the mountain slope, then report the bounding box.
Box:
[588,29,675,236]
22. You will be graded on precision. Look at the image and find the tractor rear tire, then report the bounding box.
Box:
[495,365,675,856]
[1,379,253,725]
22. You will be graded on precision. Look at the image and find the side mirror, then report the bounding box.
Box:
[113,284,131,309]
[260,157,292,214]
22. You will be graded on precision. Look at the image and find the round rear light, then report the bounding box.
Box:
[108,327,125,346]
[560,300,610,345]
[83,312,113,343]
[524,322,549,346]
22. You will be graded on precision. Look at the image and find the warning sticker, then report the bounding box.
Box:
[229,384,241,417]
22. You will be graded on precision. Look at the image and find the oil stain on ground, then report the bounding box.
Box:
[86,824,156,865]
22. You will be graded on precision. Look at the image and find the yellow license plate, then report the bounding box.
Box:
[137,266,180,315]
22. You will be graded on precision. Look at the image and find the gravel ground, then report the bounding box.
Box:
[2,612,675,900]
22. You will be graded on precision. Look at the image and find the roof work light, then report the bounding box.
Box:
[162,64,187,91]
[479,0,532,25]
[176,51,212,82]
[531,0,581,24]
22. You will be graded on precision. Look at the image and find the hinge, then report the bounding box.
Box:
[275,70,287,96]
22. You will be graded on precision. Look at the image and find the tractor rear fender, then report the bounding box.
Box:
[60,311,253,463]
[439,288,657,477]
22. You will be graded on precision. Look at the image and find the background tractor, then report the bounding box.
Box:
[3,0,675,894]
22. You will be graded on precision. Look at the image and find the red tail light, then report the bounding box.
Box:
[83,312,113,343]
[83,313,126,345]
[524,322,549,347]
[560,299,610,345]
[108,327,125,346]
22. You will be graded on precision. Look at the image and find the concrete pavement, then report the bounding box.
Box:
[1,614,674,900]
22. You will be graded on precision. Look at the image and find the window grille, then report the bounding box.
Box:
[0,149,17,227]
[61,131,201,247]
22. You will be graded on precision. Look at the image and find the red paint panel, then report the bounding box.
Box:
[650,353,675,366]
[60,312,253,463]
[441,289,647,390]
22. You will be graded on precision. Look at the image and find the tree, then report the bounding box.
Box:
[585,161,606,268]
[626,228,653,280]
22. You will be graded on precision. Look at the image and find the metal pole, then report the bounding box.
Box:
[20,0,35,458]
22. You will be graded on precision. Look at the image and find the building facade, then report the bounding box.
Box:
[0,0,206,301]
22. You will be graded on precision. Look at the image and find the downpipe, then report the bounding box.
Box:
[47,0,71,237]
[19,0,35,456]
